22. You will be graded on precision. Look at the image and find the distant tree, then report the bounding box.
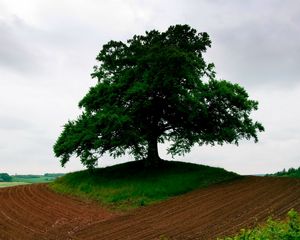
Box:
[287,167,296,174]
[54,24,264,169]
[0,173,12,182]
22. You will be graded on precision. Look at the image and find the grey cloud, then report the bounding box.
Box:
[0,115,32,130]
[211,20,300,88]
[0,17,42,73]
[177,0,300,89]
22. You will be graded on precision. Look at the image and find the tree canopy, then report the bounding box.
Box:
[0,173,12,182]
[54,24,264,169]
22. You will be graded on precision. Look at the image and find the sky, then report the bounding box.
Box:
[0,0,299,175]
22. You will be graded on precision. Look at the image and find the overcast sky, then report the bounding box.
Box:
[1,0,299,175]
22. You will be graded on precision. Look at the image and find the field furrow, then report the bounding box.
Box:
[0,177,300,240]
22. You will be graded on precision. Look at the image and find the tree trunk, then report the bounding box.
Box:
[145,136,161,166]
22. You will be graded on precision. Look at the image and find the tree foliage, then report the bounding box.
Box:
[0,173,12,182]
[54,24,264,169]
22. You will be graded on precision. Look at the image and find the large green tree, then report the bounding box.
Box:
[54,24,264,169]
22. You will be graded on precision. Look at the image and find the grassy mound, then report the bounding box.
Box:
[50,160,240,211]
[218,209,300,240]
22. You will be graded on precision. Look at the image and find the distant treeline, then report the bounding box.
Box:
[0,173,65,182]
[44,173,65,177]
[13,173,65,179]
[267,167,300,178]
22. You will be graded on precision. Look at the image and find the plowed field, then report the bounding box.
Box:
[1,177,300,240]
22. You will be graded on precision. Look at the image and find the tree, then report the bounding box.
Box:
[54,24,264,169]
[0,173,12,182]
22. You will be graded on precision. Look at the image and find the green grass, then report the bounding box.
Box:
[218,209,300,240]
[0,182,30,188]
[50,160,240,211]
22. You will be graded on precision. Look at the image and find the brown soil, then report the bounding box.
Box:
[0,184,116,240]
[1,177,300,240]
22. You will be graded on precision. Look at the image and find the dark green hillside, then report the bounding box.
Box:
[50,161,240,211]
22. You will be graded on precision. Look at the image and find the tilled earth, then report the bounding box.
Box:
[1,176,300,240]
